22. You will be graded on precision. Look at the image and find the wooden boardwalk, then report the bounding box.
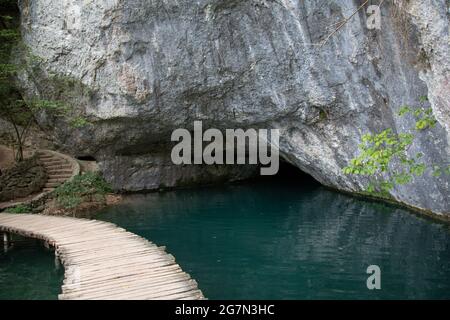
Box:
[0,213,204,300]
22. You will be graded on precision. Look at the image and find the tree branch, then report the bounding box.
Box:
[320,0,370,48]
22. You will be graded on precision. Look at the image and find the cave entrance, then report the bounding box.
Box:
[75,155,99,173]
[250,160,321,188]
[76,156,96,161]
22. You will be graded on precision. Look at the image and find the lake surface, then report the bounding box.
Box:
[0,236,64,300]
[95,175,450,300]
[1,173,449,300]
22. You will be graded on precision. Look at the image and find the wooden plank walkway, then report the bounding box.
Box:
[0,213,204,300]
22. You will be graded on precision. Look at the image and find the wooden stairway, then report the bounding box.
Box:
[0,148,80,211]
[37,150,78,192]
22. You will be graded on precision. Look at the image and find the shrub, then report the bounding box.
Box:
[53,172,112,209]
[5,203,31,213]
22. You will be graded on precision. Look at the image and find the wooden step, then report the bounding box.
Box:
[42,160,65,165]
[47,174,72,179]
[45,164,72,170]
[43,159,68,165]
[45,182,64,188]
[38,155,55,160]
[36,152,51,156]
[37,155,55,160]
[47,178,68,184]
[46,169,73,175]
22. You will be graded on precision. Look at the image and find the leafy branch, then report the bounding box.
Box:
[343,96,449,197]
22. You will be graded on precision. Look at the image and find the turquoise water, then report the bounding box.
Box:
[0,236,64,300]
[94,175,450,300]
[1,172,449,300]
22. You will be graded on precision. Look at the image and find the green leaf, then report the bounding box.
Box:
[70,117,90,128]
[398,105,411,116]
[444,165,450,175]
[414,109,424,118]
[419,95,428,103]
[432,166,442,177]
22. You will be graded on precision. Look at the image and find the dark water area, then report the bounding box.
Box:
[0,236,64,300]
[94,165,450,300]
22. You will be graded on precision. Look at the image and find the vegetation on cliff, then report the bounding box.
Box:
[0,0,89,162]
[343,97,450,198]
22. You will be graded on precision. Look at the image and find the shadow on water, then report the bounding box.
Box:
[93,161,450,300]
[0,236,64,300]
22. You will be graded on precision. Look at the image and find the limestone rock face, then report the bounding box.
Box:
[16,0,449,215]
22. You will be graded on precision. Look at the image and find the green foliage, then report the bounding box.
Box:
[31,99,69,111]
[418,95,428,103]
[0,8,30,161]
[343,129,416,177]
[432,165,443,177]
[0,6,91,162]
[398,105,411,116]
[319,109,328,121]
[53,173,112,209]
[343,97,448,197]
[70,116,90,128]
[0,28,19,40]
[5,203,31,214]
[397,97,437,131]
[343,128,420,196]
[0,10,20,88]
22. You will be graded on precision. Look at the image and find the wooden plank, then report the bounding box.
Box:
[61,268,185,292]
[62,263,183,285]
[63,279,199,300]
[62,273,192,295]
[0,213,204,300]
[57,242,160,257]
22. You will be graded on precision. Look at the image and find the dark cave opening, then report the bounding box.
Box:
[250,160,321,187]
[76,155,97,161]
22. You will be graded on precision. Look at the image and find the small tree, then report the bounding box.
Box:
[0,2,33,161]
[0,1,89,162]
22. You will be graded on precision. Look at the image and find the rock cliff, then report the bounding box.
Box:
[16,0,449,216]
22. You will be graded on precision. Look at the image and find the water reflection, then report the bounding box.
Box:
[95,180,450,299]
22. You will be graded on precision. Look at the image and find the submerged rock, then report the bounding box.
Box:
[15,0,449,215]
